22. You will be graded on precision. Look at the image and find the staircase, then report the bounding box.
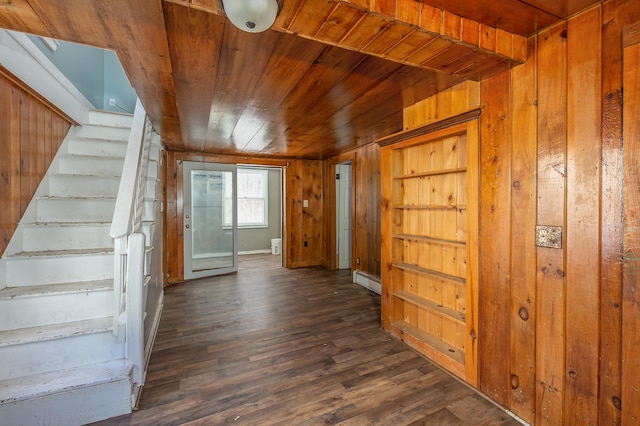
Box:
[0,110,162,425]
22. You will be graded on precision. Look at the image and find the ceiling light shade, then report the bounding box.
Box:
[222,0,281,33]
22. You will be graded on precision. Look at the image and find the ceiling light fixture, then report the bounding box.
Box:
[221,0,282,33]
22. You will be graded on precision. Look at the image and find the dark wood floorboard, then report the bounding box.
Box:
[91,254,518,426]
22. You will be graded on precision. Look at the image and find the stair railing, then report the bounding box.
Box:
[110,98,153,391]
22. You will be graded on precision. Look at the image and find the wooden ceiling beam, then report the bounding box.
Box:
[169,0,527,81]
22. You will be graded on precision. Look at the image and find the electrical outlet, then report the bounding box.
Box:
[109,98,116,106]
[356,257,360,264]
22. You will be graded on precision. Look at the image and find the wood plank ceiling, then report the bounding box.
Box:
[0,0,601,158]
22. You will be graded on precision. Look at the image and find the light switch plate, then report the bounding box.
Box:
[536,225,562,249]
[303,199,308,207]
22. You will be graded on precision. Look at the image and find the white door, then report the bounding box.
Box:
[336,163,352,269]
[183,161,237,279]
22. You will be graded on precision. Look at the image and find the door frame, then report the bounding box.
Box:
[182,161,238,279]
[325,152,357,270]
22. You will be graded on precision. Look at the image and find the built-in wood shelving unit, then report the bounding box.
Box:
[380,121,479,385]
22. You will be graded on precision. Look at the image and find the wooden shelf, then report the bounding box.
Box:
[381,121,478,385]
[394,290,466,324]
[391,204,466,210]
[393,167,467,180]
[392,262,465,286]
[392,234,465,248]
[392,320,465,365]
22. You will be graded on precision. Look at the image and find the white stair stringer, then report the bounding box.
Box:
[0,110,141,425]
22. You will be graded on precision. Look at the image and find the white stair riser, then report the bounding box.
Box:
[21,224,112,252]
[149,145,161,162]
[142,200,156,222]
[0,290,112,331]
[73,124,131,142]
[145,178,158,197]
[65,138,127,158]
[36,198,116,222]
[88,110,134,128]
[147,160,158,178]
[142,222,154,246]
[57,155,124,176]
[48,175,120,198]
[0,332,123,381]
[0,378,131,426]
[0,378,132,426]
[5,253,113,286]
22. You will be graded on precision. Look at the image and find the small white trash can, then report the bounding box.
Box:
[271,238,281,255]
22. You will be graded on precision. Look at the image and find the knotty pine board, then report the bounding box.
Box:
[622,21,640,425]
[565,6,602,424]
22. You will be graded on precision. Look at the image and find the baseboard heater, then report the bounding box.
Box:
[352,269,381,295]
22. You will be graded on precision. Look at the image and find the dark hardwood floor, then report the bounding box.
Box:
[92,254,519,425]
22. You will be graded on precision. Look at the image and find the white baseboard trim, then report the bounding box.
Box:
[352,269,381,295]
[238,249,273,255]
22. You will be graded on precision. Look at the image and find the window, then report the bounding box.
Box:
[224,168,269,228]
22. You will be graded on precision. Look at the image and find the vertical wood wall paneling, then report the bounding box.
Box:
[565,6,602,424]
[162,149,169,287]
[600,1,640,422]
[355,144,381,277]
[19,90,30,214]
[535,22,567,426]
[380,143,392,330]
[0,72,71,258]
[478,70,512,407]
[508,35,537,425]
[322,157,339,270]
[0,78,11,251]
[287,159,324,268]
[402,81,481,131]
[10,86,22,249]
[465,118,480,388]
[622,20,640,425]
[323,145,380,278]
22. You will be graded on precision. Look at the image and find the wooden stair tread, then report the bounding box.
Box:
[8,248,114,258]
[37,196,117,201]
[21,221,112,227]
[0,317,113,347]
[0,359,131,404]
[0,280,112,299]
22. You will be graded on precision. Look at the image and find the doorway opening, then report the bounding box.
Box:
[336,162,352,270]
[182,162,284,280]
[236,166,283,268]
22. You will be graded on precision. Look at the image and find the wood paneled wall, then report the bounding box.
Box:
[456,1,634,423]
[0,68,71,258]
[621,19,640,426]
[323,143,381,278]
[286,158,324,268]
[395,2,639,420]
[164,152,324,283]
